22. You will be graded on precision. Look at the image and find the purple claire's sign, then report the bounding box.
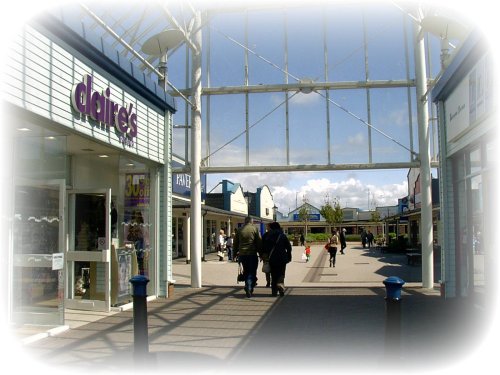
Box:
[71,74,137,147]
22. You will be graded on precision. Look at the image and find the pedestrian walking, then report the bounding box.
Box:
[261,221,292,297]
[328,230,339,267]
[304,245,311,262]
[226,232,234,261]
[340,228,347,254]
[367,230,374,248]
[233,216,262,297]
[261,224,272,287]
[361,229,367,248]
[217,229,226,261]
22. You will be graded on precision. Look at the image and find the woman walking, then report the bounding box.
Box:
[261,222,292,296]
[328,230,339,267]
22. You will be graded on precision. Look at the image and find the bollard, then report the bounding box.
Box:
[384,297,402,362]
[383,276,405,301]
[129,275,150,358]
[383,276,404,362]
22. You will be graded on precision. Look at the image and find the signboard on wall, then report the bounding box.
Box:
[445,53,494,142]
[172,161,207,198]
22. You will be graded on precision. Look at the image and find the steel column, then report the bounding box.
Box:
[190,10,203,288]
[414,18,434,289]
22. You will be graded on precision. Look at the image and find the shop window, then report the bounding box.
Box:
[120,163,152,277]
[469,148,481,175]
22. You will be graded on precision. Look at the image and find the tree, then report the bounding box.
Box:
[370,210,381,223]
[321,198,343,233]
[298,204,311,237]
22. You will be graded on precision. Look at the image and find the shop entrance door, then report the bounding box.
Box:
[11,179,66,325]
[65,189,112,311]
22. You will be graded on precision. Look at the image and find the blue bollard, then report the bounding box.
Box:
[130,274,149,297]
[383,276,405,301]
[129,275,150,357]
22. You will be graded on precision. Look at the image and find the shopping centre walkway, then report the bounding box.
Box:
[11,244,493,374]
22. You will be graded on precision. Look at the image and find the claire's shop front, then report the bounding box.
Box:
[3,16,176,326]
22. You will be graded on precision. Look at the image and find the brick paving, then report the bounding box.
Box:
[8,243,494,374]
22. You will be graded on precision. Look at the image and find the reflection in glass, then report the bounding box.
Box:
[13,185,61,324]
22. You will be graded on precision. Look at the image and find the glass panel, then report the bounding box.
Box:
[172,217,185,258]
[71,193,107,302]
[455,153,466,181]
[123,172,151,277]
[470,148,481,175]
[177,218,184,257]
[485,139,497,167]
[173,217,178,257]
[14,129,67,181]
[12,184,63,325]
[456,179,469,297]
[205,220,217,255]
[471,174,484,295]
[118,159,153,296]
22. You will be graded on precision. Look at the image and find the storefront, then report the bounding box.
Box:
[171,176,273,264]
[432,29,497,301]
[4,17,175,326]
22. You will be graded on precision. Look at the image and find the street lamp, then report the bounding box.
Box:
[272,204,278,222]
[141,29,184,89]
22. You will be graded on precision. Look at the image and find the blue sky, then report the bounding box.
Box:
[165,0,452,212]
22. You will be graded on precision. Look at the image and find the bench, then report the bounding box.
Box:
[406,252,421,265]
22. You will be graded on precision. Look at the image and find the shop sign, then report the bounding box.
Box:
[172,160,207,197]
[293,213,321,221]
[71,74,137,147]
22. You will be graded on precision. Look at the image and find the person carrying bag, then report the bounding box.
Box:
[328,230,339,267]
[262,222,292,297]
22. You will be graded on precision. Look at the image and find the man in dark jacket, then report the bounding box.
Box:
[261,222,292,297]
[234,216,262,297]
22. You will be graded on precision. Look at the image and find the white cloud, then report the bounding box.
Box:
[290,91,322,105]
[347,132,365,146]
[208,172,409,214]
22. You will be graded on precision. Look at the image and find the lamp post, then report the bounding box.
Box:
[141,29,184,90]
[245,192,252,216]
[272,204,278,222]
[366,189,370,211]
[141,29,186,289]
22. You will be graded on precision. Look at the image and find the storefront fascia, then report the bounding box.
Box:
[4,18,176,325]
[432,29,497,300]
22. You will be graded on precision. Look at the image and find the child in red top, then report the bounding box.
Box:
[305,245,311,262]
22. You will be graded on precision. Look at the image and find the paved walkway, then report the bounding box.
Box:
[172,242,430,287]
[7,244,493,374]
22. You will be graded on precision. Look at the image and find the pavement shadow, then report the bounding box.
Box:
[223,286,489,373]
[20,286,491,375]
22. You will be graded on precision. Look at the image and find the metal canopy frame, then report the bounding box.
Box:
[68,1,465,174]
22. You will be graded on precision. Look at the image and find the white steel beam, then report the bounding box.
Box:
[171,161,438,174]
[169,79,417,97]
